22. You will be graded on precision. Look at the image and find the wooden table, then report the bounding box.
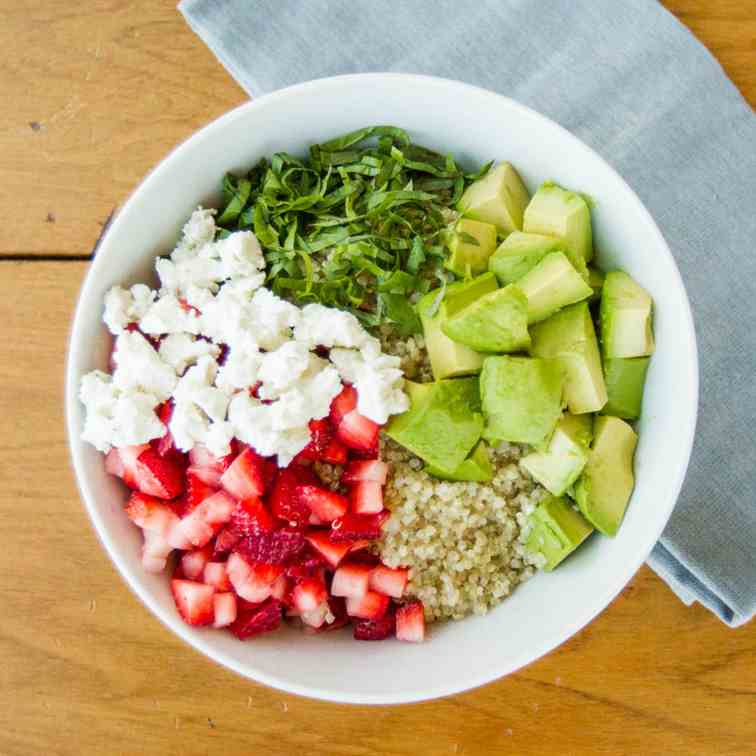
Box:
[1,2,754,754]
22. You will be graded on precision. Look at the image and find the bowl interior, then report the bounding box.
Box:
[66,74,697,704]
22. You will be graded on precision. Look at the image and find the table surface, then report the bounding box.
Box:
[1,2,754,754]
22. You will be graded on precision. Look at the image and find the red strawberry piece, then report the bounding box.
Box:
[175,514,214,549]
[141,530,172,573]
[268,463,318,527]
[269,574,288,601]
[324,595,350,631]
[341,460,389,485]
[171,579,215,626]
[330,511,389,542]
[322,438,348,465]
[296,485,349,522]
[165,518,193,550]
[301,602,330,629]
[369,565,408,599]
[108,444,149,489]
[183,471,217,513]
[212,592,237,628]
[131,447,185,499]
[221,447,275,500]
[346,591,390,621]
[350,539,372,553]
[228,598,282,640]
[292,577,328,613]
[331,562,372,599]
[174,491,235,548]
[296,418,335,462]
[234,528,306,565]
[336,411,380,454]
[188,444,234,473]
[396,600,425,642]
[353,608,396,641]
[305,531,353,568]
[124,492,179,535]
[284,550,328,579]
[141,551,168,574]
[213,525,241,557]
[349,480,384,514]
[203,561,232,591]
[186,465,222,488]
[180,545,213,581]
[226,553,283,603]
[229,496,275,536]
[153,401,176,457]
[105,447,126,480]
[330,384,357,426]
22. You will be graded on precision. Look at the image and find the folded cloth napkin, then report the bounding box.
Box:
[180,0,756,626]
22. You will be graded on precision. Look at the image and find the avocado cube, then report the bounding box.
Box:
[446,218,498,277]
[426,440,493,483]
[518,251,593,324]
[530,302,608,414]
[588,266,605,302]
[526,495,594,571]
[523,181,594,264]
[521,414,592,496]
[480,355,563,445]
[417,273,498,380]
[385,378,484,474]
[574,415,638,536]
[488,231,563,285]
[441,284,530,353]
[602,357,650,420]
[600,271,654,358]
[458,162,530,234]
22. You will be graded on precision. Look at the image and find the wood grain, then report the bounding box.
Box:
[0,1,754,754]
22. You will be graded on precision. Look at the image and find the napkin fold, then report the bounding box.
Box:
[179,0,756,626]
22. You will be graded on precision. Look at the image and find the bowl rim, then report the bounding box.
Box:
[65,72,699,704]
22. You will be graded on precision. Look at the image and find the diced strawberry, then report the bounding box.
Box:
[296,485,349,522]
[226,553,283,603]
[309,511,324,526]
[350,539,372,552]
[195,490,237,525]
[228,598,282,640]
[322,438,348,465]
[305,531,353,568]
[165,518,193,550]
[369,565,408,599]
[324,596,350,632]
[292,577,328,613]
[331,562,372,599]
[229,497,275,536]
[171,579,215,626]
[301,602,330,629]
[221,447,275,500]
[268,464,318,527]
[349,480,384,514]
[132,447,185,499]
[284,553,328,579]
[336,411,380,454]
[105,447,126,480]
[186,465,222,488]
[143,528,173,560]
[108,444,149,489]
[176,514,214,548]
[203,561,232,591]
[174,491,235,548]
[183,471,217,513]
[124,492,178,535]
[396,600,425,642]
[212,592,237,628]
[234,528,306,565]
[213,525,241,557]
[330,511,389,542]
[141,552,168,574]
[353,609,396,641]
[296,418,335,462]
[188,444,234,473]
[153,401,176,457]
[330,384,357,426]
[269,574,288,601]
[341,460,389,485]
[180,545,212,581]
[346,591,390,621]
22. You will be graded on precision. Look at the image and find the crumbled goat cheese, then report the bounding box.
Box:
[112,330,177,401]
[158,334,220,375]
[294,303,370,350]
[139,293,202,335]
[257,342,318,399]
[103,284,155,335]
[172,207,217,261]
[214,231,266,279]
[215,346,263,395]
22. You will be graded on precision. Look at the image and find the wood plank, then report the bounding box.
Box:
[0,260,754,755]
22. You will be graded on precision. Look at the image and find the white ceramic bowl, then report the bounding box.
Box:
[66,73,698,704]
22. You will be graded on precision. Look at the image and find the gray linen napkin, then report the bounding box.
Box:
[179,0,756,626]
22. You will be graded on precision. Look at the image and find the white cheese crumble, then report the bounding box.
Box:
[158,334,220,375]
[103,284,155,335]
[112,331,177,401]
[294,303,370,350]
[139,293,202,335]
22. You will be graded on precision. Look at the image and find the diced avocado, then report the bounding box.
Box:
[518,251,593,325]
[458,162,530,234]
[417,273,498,379]
[600,271,654,358]
[523,181,594,264]
[530,302,607,414]
[588,266,605,302]
[446,218,498,277]
[385,377,483,473]
[574,415,638,536]
[526,495,593,571]
[426,441,493,482]
[480,355,563,445]
[602,357,650,420]
[441,285,530,353]
[488,231,562,285]
[521,414,592,496]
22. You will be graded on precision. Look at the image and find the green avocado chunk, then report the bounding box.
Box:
[574,415,638,536]
[480,355,563,445]
[526,495,594,571]
[588,266,605,302]
[521,414,592,496]
[458,162,530,234]
[523,181,594,264]
[529,302,608,414]
[600,271,655,358]
[417,273,498,380]
[445,218,498,277]
[487,231,563,285]
[602,357,650,420]
[441,284,530,353]
[426,440,493,482]
[517,251,593,324]
[385,378,484,474]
